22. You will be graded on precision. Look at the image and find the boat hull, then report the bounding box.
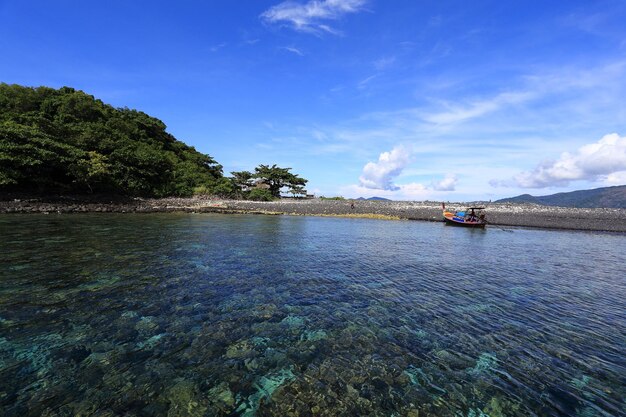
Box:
[443,212,486,228]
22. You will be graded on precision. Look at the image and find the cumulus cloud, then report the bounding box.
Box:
[358,147,460,194]
[509,133,626,188]
[359,145,412,190]
[432,174,458,191]
[260,0,367,34]
[604,170,626,184]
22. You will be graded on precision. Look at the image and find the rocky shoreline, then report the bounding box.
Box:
[2,196,626,232]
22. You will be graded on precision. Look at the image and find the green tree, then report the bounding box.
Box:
[253,164,307,198]
[289,185,306,198]
[248,188,274,201]
[71,151,111,192]
[231,170,253,191]
[210,177,236,197]
[109,142,173,196]
[0,120,78,190]
[0,83,225,197]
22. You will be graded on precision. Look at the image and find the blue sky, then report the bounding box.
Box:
[2,0,626,200]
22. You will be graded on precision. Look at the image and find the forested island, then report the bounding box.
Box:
[3,84,626,232]
[0,84,306,200]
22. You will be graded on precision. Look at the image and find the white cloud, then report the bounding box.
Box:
[260,0,368,34]
[317,24,340,35]
[603,170,626,185]
[373,56,396,70]
[359,145,412,190]
[254,60,626,199]
[432,174,458,191]
[422,91,535,125]
[398,182,428,194]
[209,42,227,52]
[524,61,626,92]
[357,74,378,89]
[509,133,626,188]
[281,46,305,56]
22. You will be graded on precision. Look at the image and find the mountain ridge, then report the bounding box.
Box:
[496,185,626,208]
[357,196,391,201]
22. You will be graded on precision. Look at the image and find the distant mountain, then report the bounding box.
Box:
[357,196,391,201]
[496,185,626,208]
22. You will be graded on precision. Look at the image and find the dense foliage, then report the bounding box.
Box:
[251,164,307,198]
[230,165,308,199]
[0,84,226,196]
[247,188,275,201]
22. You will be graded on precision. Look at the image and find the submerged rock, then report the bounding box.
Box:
[207,381,235,412]
[251,303,279,320]
[225,339,255,359]
[137,333,166,350]
[467,353,498,376]
[135,316,159,336]
[164,379,207,417]
[236,367,296,417]
[300,329,328,342]
[280,315,305,328]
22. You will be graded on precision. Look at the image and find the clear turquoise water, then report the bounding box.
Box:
[0,213,624,417]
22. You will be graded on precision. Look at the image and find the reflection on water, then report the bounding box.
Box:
[0,213,624,416]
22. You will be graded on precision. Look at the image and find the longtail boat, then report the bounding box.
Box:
[442,203,487,228]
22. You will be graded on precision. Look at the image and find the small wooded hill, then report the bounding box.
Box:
[496,185,626,208]
[0,84,227,197]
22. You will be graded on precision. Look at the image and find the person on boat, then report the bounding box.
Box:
[467,208,477,222]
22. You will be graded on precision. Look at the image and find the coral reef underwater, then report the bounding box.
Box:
[1,213,624,416]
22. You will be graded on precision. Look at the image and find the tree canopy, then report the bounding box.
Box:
[0,84,223,197]
[252,164,308,198]
[0,84,310,200]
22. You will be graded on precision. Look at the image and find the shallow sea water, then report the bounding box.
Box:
[0,213,624,417]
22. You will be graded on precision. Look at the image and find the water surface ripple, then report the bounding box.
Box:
[0,214,625,416]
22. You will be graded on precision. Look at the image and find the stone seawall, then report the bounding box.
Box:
[1,197,625,232]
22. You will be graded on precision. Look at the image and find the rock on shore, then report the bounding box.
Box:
[1,196,625,232]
